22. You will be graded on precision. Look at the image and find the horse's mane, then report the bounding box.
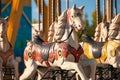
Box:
[0,17,8,33]
[0,18,7,36]
[108,14,120,40]
[94,14,120,41]
[0,17,11,52]
[48,10,68,42]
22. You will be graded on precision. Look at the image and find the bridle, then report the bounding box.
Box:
[67,9,77,28]
[57,9,85,43]
[56,9,80,43]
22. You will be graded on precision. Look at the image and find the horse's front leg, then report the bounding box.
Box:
[60,61,88,80]
[19,60,37,80]
[14,57,21,80]
[89,59,97,80]
[0,57,3,80]
[6,55,18,80]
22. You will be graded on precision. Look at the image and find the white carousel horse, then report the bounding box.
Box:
[0,17,21,80]
[20,4,88,80]
[48,5,97,80]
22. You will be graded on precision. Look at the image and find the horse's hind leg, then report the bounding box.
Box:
[19,60,37,80]
[60,61,88,80]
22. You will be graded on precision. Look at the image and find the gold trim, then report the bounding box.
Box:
[100,42,108,61]
[84,43,94,59]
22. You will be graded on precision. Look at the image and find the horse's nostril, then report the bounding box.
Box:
[79,25,81,27]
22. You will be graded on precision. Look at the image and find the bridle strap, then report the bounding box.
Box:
[67,9,72,26]
[79,29,85,39]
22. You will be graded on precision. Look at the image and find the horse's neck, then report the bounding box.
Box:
[0,36,10,52]
[114,31,120,43]
[70,30,79,50]
[61,25,79,50]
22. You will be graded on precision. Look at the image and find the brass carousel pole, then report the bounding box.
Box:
[103,0,105,19]
[115,0,117,15]
[48,0,56,26]
[96,0,100,25]
[66,0,69,9]
[57,0,61,16]
[48,0,52,26]
[102,0,106,22]
[43,0,48,41]
[111,0,113,18]
[106,0,112,22]
[0,0,1,16]
[38,0,40,31]
[114,0,117,16]
[52,0,55,22]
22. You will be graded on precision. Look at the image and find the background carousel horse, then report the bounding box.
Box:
[20,4,88,80]
[0,17,21,80]
[94,19,109,42]
[80,14,120,80]
[93,14,120,65]
[94,14,120,42]
[108,14,120,41]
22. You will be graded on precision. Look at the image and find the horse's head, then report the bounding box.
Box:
[0,17,8,38]
[67,4,85,32]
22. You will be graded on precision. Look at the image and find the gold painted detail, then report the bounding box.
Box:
[108,41,120,57]
[100,42,108,61]
[84,43,94,59]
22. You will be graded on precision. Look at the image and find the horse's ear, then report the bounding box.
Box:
[4,16,9,21]
[72,4,76,10]
[79,6,85,11]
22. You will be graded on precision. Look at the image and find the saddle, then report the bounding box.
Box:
[33,36,55,61]
[82,34,105,58]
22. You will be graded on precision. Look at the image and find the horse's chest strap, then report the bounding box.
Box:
[69,45,83,62]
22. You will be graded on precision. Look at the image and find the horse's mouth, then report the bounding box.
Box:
[74,27,83,32]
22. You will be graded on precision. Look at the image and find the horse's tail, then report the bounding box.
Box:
[47,22,56,42]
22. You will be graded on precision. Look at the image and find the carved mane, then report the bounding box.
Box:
[108,14,120,40]
[48,10,68,42]
[0,17,11,52]
[94,14,120,42]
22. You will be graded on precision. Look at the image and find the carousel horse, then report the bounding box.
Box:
[94,14,120,42]
[93,14,120,65]
[80,32,120,79]
[108,14,120,41]
[0,17,21,80]
[80,14,120,80]
[48,5,97,80]
[81,33,120,67]
[20,4,88,80]
[94,21,109,42]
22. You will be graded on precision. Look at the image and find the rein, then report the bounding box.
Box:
[79,29,86,39]
[111,38,120,40]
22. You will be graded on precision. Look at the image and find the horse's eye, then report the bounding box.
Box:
[77,13,81,16]
[71,16,74,18]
